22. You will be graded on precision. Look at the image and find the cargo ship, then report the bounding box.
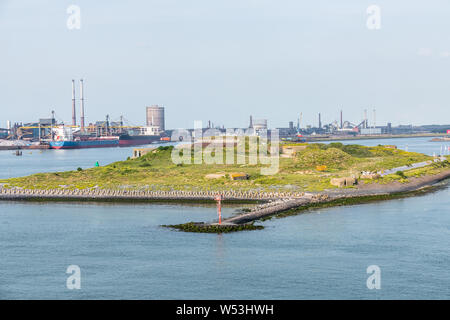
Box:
[49,126,119,149]
[50,136,119,149]
[118,126,163,147]
[48,125,168,149]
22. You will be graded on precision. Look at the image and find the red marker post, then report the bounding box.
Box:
[214,194,222,225]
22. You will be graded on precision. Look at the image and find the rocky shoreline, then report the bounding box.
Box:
[219,169,450,226]
[167,169,450,232]
[1,169,449,233]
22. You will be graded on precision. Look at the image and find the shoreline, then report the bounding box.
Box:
[308,133,446,142]
[1,169,449,204]
[0,169,450,233]
[166,169,450,232]
[220,169,450,225]
[2,169,448,233]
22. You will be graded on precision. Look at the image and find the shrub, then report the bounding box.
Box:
[296,148,352,168]
[157,146,173,151]
[396,171,406,178]
[138,162,152,167]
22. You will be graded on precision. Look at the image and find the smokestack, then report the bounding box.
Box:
[249,115,253,128]
[318,113,322,129]
[340,110,343,129]
[373,109,376,128]
[80,79,85,132]
[364,109,368,129]
[299,112,302,129]
[72,79,76,126]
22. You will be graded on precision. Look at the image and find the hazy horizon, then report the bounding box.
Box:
[1,0,450,129]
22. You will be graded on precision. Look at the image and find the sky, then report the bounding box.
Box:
[0,0,449,129]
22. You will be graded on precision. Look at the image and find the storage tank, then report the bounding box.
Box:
[146,105,165,131]
[252,119,267,131]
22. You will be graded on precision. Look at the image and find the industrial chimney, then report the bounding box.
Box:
[364,109,368,129]
[71,79,76,127]
[340,110,343,129]
[373,109,376,128]
[80,79,85,132]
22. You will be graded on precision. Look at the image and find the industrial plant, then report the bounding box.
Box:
[1,81,449,150]
[0,80,169,150]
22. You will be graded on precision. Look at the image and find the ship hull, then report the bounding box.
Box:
[50,139,119,149]
[118,134,161,147]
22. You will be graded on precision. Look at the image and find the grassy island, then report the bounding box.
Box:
[1,143,447,193]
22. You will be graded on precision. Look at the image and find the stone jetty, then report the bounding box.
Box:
[0,187,305,202]
[1,168,449,229]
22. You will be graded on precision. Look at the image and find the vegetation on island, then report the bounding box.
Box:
[1,142,447,193]
[163,222,264,233]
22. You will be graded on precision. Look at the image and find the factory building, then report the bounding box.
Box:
[146,105,165,131]
[360,128,382,135]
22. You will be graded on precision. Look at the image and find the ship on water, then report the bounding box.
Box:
[49,136,120,149]
[49,125,164,149]
[118,126,163,147]
[49,126,119,149]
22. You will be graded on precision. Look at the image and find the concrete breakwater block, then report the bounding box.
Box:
[330,177,358,188]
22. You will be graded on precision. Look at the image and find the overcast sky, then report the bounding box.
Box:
[1,0,449,129]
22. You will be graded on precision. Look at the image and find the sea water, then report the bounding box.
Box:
[0,137,449,299]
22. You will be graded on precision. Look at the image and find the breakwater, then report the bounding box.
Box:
[0,187,305,202]
[220,169,450,226]
[2,169,450,233]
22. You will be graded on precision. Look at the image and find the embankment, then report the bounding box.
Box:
[0,188,304,202]
[220,169,450,225]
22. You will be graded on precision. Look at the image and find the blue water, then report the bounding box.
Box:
[0,137,449,299]
[325,136,449,157]
[0,142,177,179]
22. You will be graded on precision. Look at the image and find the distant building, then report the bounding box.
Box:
[146,105,165,131]
[360,128,382,135]
[252,119,267,131]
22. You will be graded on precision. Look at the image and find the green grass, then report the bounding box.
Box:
[0,144,440,193]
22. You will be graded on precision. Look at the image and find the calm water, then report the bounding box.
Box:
[0,137,449,299]
[0,142,178,180]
